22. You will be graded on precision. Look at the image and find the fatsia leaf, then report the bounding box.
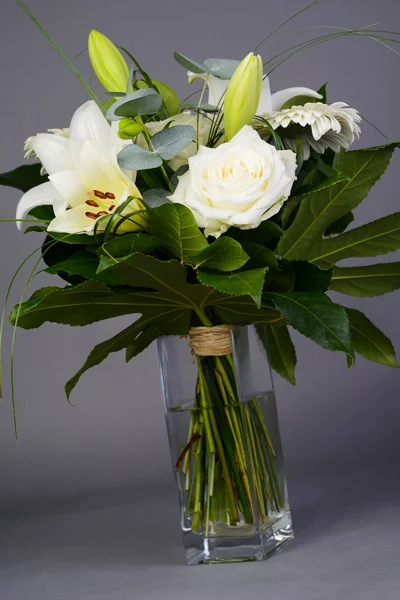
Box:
[227,221,283,247]
[277,143,400,260]
[65,307,190,399]
[265,292,354,360]
[330,263,400,297]
[98,233,161,265]
[241,243,278,270]
[293,261,332,292]
[0,163,47,193]
[189,237,249,271]
[148,203,208,262]
[345,308,399,368]
[151,125,195,160]
[309,212,400,266]
[210,296,279,325]
[258,323,296,384]
[324,212,354,236]
[197,268,267,308]
[9,281,185,329]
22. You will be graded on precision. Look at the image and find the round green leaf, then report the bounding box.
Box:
[106,89,162,121]
[151,125,195,160]
[117,144,163,170]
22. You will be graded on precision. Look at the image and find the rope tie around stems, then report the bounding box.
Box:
[188,325,234,356]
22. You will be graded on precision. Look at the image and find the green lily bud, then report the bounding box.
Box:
[224,52,263,141]
[136,79,180,116]
[88,30,130,93]
[118,118,144,139]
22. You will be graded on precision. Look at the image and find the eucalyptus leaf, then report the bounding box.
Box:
[197,268,268,308]
[151,125,195,160]
[330,263,400,297]
[106,89,162,121]
[203,58,240,79]
[181,102,219,113]
[265,292,354,360]
[117,144,163,171]
[174,51,208,74]
[142,188,171,208]
[346,308,399,368]
[189,237,249,271]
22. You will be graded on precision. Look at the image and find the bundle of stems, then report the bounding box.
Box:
[175,353,283,535]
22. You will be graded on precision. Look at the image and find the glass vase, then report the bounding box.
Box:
[157,324,293,565]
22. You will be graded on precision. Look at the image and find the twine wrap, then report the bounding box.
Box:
[189,325,234,356]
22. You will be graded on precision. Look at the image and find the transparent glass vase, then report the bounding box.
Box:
[157,324,293,565]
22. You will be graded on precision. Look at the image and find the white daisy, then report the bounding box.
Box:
[265,102,362,159]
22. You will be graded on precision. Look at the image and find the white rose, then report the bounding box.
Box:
[140,112,211,171]
[168,125,297,238]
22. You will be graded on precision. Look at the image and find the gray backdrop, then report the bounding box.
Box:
[0,1,399,599]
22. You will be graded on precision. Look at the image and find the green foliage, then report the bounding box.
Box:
[148,203,208,262]
[330,263,400,297]
[241,243,278,270]
[346,308,399,368]
[324,212,354,236]
[117,143,163,170]
[265,292,354,360]
[278,143,400,260]
[197,268,268,307]
[227,221,283,247]
[189,237,249,271]
[106,89,162,120]
[142,189,171,208]
[310,212,400,266]
[151,125,195,160]
[259,323,296,384]
[293,261,332,292]
[0,164,48,193]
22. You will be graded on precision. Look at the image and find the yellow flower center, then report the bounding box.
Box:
[85,189,116,220]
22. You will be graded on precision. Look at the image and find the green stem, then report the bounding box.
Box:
[139,118,173,192]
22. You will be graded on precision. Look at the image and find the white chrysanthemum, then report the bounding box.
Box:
[265,102,362,159]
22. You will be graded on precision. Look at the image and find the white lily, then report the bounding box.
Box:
[188,71,321,114]
[17,101,145,234]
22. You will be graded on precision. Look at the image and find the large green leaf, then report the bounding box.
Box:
[309,212,400,266]
[330,263,400,297]
[189,237,249,271]
[197,268,267,308]
[210,296,279,325]
[265,292,354,360]
[260,323,296,385]
[98,233,161,268]
[0,164,47,193]
[277,143,400,260]
[346,308,399,368]
[65,307,190,399]
[9,281,185,329]
[148,203,208,262]
[293,261,332,292]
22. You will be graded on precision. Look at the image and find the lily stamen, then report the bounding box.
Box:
[94,190,107,199]
[85,211,98,220]
[85,199,99,207]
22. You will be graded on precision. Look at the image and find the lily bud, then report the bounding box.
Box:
[88,30,130,93]
[224,52,263,141]
[118,118,144,139]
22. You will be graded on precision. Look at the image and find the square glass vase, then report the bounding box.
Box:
[157,324,293,565]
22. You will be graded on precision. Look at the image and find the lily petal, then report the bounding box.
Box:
[271,87,322,111]
[47,203,98,235]
[257,77,273,114]
[77,139,126,197]
[30,133,74,174]
[188,72,229,108]
[16,181,64,229]
[49,171,87,208]
[69,101,114,164]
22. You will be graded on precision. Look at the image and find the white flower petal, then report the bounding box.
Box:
[271,87,322,111]
[77,139,126,196]
[47,203,99,235]
[69,101,113,164]
[30,133,74,174]
[16,182,63,230]
[49,171,87,208]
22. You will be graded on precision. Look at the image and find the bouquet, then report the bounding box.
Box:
[1,0,399,564]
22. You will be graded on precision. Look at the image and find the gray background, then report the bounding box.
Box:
[0,0,399,598]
